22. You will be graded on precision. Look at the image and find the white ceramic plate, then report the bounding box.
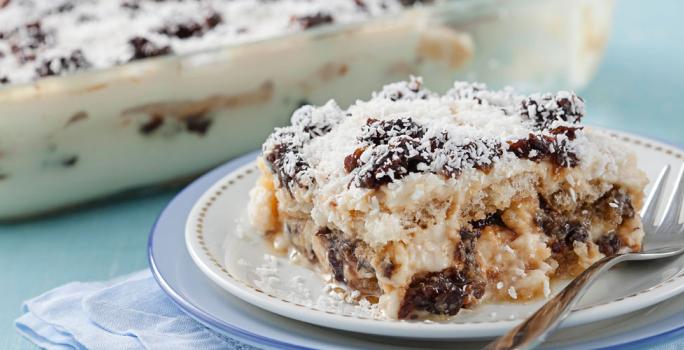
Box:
[154,149,684,349]
[185,129,684,340]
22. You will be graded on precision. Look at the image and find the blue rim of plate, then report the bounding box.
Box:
[148,146,684,350]
[148,151,312,350]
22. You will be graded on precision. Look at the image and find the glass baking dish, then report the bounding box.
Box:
[0,0,614,220]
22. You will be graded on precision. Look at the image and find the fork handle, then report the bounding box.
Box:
[483,254,626,350]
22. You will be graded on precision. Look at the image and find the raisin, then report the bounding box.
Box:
[519,92,584,130]
[537,202,588,253]
[316,227,375,285]
[344,147,365,173]
[185,114,212,136]
[447,81,487,104]
[293,13,334,29]
[507,133,579,168]
[36,50,90,77]
[471,212,504,229]
[158,22,203,39]
[374,77,432,101]
[52,2,75,13]
[290,103,342,138]
[399,0,435,6]
[596,234,622,256]
[354,136,429,189]
[264,141,312,195]
[381,257,395,278]
[157,12,223,39]
[563,221,589,246]
[121,1,140,10]
[439,140,503,178]
[455,228,481,271]
[548,125,583,140]
[140,115,164,135]
[398,267,469,319]
[61,155,78,167]
[8,21,51,63]
[353,0,367,10]
[597,188,635,221]
[128,36,172,61]
[535,196,589,249]
[358,117,426,145]
[205,13,223,29]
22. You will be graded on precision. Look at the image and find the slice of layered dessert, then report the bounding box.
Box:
[247,77,647,320]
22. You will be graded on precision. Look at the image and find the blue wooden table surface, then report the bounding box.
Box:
[1,0,682,348]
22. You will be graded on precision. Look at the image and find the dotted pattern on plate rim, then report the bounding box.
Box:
[194,132,684,324]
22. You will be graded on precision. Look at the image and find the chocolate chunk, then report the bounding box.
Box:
[596,233,622,257]
[128,36,172,61]
[519,92,584,130]
[36,50,91,77]
[0,76,8,84]
[294,12,334,30]
[398,267,469,319]
[140,115,164,135]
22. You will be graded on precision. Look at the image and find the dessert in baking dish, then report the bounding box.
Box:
[248,77,647,319]
[0,0,434,85]
[0,0,614,220]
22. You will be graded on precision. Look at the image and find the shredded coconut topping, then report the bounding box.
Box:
[372,76,436,101]
[0,0,433,85]
[263,77,590,193]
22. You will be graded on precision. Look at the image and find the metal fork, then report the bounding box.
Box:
[484,164,684,350]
